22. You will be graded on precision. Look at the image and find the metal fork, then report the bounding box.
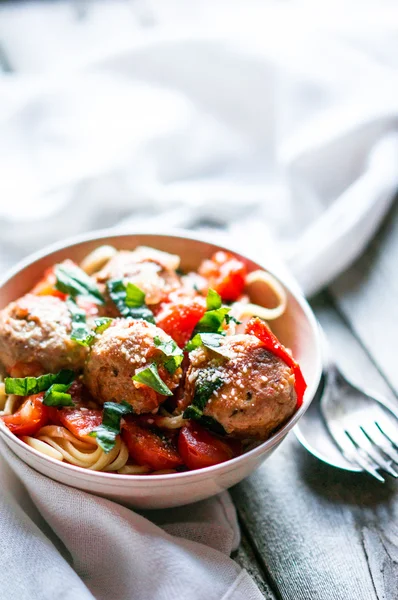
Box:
[320,362,398,482]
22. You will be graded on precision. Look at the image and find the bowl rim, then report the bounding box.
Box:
[0,227,323,483]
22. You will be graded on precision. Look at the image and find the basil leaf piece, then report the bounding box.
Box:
[192,370,224,411]
[193,307,230,335]
[67,298,95,347]
[125,283,145,307]
[5,370,75,396]
[132,363,173,396]
[183,407,226,435]
[183,369,225,430]
[43,383,74,407]
[94,317,113,334]
[55,263,104,305]
[89,401,133,453]
[154,336,183,374]
[206,288,222,311]
[107,279,155,324]
[184,332,225,353]
[225,314,242,326]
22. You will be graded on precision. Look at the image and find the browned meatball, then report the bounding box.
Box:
[0,294,87,374]
[84,319,182,413]
[95,250,181,314]
[184,334,297,440]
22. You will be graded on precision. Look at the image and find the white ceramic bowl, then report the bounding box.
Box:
[0,230,322,509]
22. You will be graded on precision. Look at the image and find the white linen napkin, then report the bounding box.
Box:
[0,1,398,599]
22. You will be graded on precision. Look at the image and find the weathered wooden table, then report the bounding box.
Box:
[232,202,398,599]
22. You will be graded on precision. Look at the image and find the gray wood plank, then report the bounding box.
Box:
[330,199,398,395]
[232,295,398,600]
[233,530,277,600]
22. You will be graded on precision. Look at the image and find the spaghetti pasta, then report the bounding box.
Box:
[80,245,118,275]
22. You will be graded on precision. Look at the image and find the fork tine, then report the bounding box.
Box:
[362,423,398,466]
[335,430,385,482]
[376,421,398,449]
[347,428,398,478]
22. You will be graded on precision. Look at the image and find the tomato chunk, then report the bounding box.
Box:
[155,297,206,348]
[59,408,102,440]
[1,393,49,436]
[198,251,246,302]
[178,423,234,470]
[122,419,183,471]
[245,317,307,408]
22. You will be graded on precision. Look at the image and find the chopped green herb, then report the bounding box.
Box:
[191,289,230,336]
[192,370,224,411]
[43,383,74,407]
[206,288,222,311]
[225,314,242,326]
[107,279,155,323]
[183,369,225,428]
[94,317,113,334]
[67,298,95,347]
[184,332,224,352]
[193,306,230,335]
[5,370,75,396]
[154,336,183,374]
[55,263,104,304]
[132,363,173,396]
[183,407,226,435]
[89,401,133,453]
[125,283,145,307]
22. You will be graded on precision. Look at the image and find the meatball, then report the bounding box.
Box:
[95,249,181,313]
[0,294,87,374]
[84,319,182,413]
[184,334,296,440]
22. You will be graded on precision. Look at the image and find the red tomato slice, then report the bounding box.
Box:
[122,419,183,471]
[245,317,307,408]
[155,297,206,348]
[1,393,49,436]
[178,423,235,470]
[198,251,246,302]
[59,408,102,440]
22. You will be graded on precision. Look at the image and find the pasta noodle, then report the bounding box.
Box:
[23,425,131,472]
[230,270,287,322]
[2,395,21,416]
[80,245,118,275]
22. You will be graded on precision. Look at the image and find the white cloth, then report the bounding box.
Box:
[0,1,397,599]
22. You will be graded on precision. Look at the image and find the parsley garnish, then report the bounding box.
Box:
[132,363,173,396]
[89,401,133,453]
[55,263,104,304]
[107,280,155,323]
